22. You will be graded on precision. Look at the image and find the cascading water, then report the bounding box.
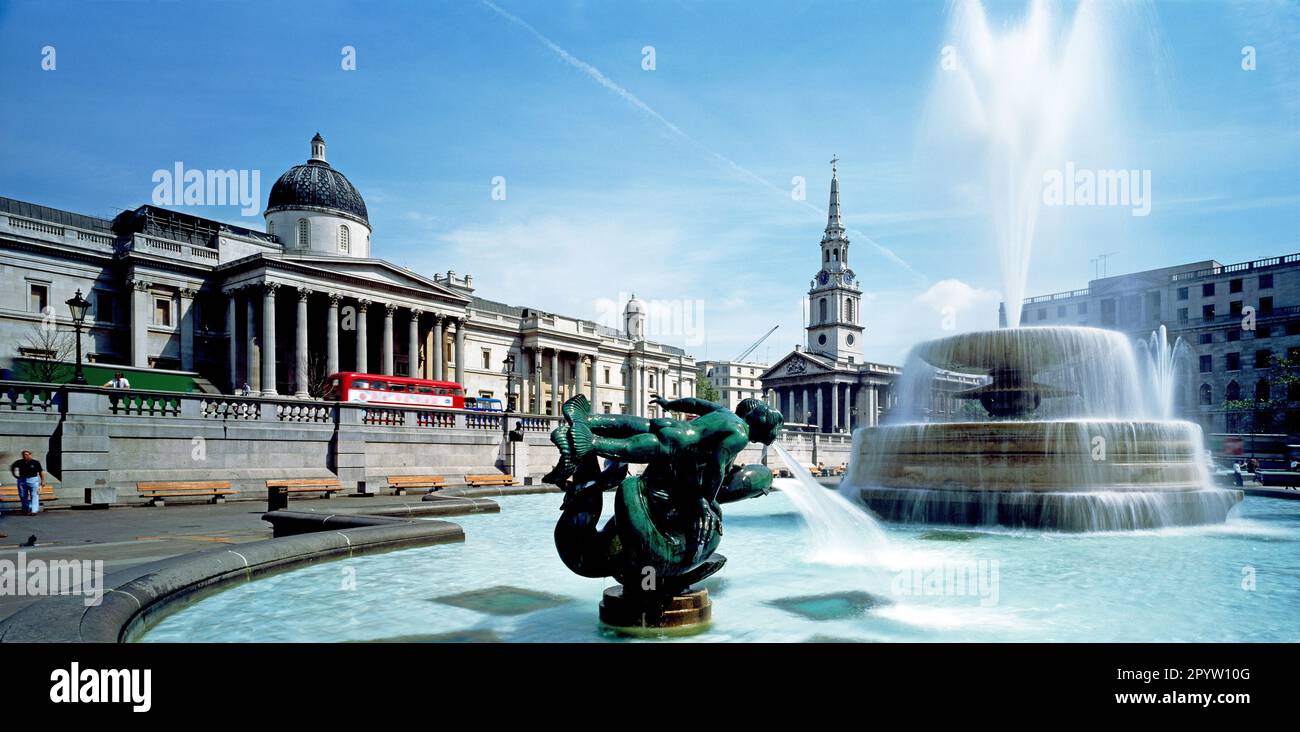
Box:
[770,442,888,564]
[845,326,1244,531]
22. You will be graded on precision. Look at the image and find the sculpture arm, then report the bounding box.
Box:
[650,395,725,416]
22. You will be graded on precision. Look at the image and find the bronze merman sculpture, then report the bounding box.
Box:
[544,393,783,632]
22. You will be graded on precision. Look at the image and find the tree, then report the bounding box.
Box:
[1223,352,1300,436]
[694,368,720,402]
[15,320,74,384]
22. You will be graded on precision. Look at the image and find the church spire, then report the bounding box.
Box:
[825,155,843,234]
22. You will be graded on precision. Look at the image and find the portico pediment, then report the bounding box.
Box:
[220,253,471,307]
[762,350,833,380]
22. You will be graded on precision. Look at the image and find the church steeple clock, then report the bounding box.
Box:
[806,157,864,364]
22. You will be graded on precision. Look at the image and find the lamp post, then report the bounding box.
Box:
[65,289,91,385]
[503,352,518,474]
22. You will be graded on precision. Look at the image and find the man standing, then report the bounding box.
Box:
[9,450,46,516]
[103,371,131,388]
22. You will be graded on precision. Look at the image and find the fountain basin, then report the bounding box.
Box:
[848,419,1244,530]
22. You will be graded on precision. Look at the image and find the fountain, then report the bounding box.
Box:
[846,326,1243,530]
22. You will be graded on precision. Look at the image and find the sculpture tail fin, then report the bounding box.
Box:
[563,394,591,424]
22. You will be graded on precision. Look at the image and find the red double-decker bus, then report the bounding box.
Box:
[323,372,468,410]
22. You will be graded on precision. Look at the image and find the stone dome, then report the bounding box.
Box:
[265,133,369,226]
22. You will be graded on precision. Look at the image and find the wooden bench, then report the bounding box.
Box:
[464,474,518,488]
[0,483,58,507]
[387,475,447,496]
[137,481,234,507]
[266,477,343,500]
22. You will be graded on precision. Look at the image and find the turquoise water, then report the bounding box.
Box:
[140,490,1300,642]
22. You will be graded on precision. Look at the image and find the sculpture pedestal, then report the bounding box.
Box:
[599,585,712,637]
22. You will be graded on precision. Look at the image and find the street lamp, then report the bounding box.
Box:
[65,289,91,385]
[503,353,517,414]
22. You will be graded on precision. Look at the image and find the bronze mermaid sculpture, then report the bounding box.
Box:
[544,393,784,597]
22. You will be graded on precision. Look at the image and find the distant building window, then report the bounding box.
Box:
[94,291,115,323]
[28,283,49,314]
[603,402,613,414]
[1176,307,1188,325]
[1199,383,1212,406]
[1256,350,1272,368]
[1287,321,1300,336]
[481,349,491,370]
[1197,333,1212,345]
[1037,308,1047,321]
[1226,381,1240,400]
[846,298,854,322]
[1226,352,1241,371]
[1230,278,1243,293]
[1202,304,1215,322]
[267,220,274,238]
[1260,274,1274,289]
[1177,287,1188,301]
[1257,325,1272,338]
[604,367,611,384]
[1256,380,1270,401]
[297,219,309,248]
[339,225,350,253]
[1199,355,1212,373]
[1227,328,1241,342]
[1057,305,1066,317]
[154,297,172,327]
[1202,283,1215,297]
[819,298,828,322]
[1260,296,1273,315]
[1078,302,1088,314]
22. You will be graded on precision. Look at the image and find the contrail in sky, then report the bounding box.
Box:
[479,0,920,278]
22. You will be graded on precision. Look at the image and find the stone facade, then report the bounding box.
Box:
[697,359,767,411]
[1015,253,1300,434]
[0,134,694,418]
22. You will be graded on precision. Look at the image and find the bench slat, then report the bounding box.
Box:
[267,479,341,488]
[137,481,232,490]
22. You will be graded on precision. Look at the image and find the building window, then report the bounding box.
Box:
[28,282,49,314]
[846,298,854,322]
[1255,350,1272,368]
[1260,296,1273,315]
[1226,381,1240,401]
[1256,380,1270,401]
[604,367,611,384]
[1260,274,1274,289]
[154,297,172,327]
[1226,352,1241,371]
[297,219,309,248]
[1202,283,1215,297]
[1078,302,1088,314]
[1227,328,1241,342]
[339,225,350,253]
[267,220,274,238]
[603,402,613,414]
[819,298,828,322]
[1057,305,1066,317]
[94,290,115,323]
[1258,324,1272,338]
[1197,333,1213,345]
[481,349,491,370]
[1199,383,1212,406]
[1101,299,1117,326]
[1177,287,1188,301]
[1199,355,1212,373]
[1230,278,1243,293]
[1202,304,1215,322]
[1230,300,1243,316]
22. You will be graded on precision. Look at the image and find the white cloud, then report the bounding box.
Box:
[916,278,1001,314]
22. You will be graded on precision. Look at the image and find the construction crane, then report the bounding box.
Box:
[734,326,779,363]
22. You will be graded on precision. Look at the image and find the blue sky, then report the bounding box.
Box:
[1,0,1296,364]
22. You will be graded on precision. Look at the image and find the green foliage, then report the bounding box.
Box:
[695,368,720,402]
[1223,353,1300,434]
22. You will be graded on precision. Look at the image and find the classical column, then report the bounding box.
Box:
[454,317,467,386]
[550,349,560,416]
[382,303,396,376]
[532,350,544,414]
[325,293,340,376]
[246,291,258,392]
[356,299,369,373]
[408,309,421,378]
[815,385,824,432]
[831,381,839,432]
[868,385,878,426]
[432,315,444,380]
[587,356,597,409]
[226,291,238,392]
[261,282,279,396]
[178,288,196,372]
[129,278,150,368]
[802,386,810,423]
[294,287,310,398]
[844,384,852,431]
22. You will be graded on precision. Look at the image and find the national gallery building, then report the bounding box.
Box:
[0,134,694,417]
